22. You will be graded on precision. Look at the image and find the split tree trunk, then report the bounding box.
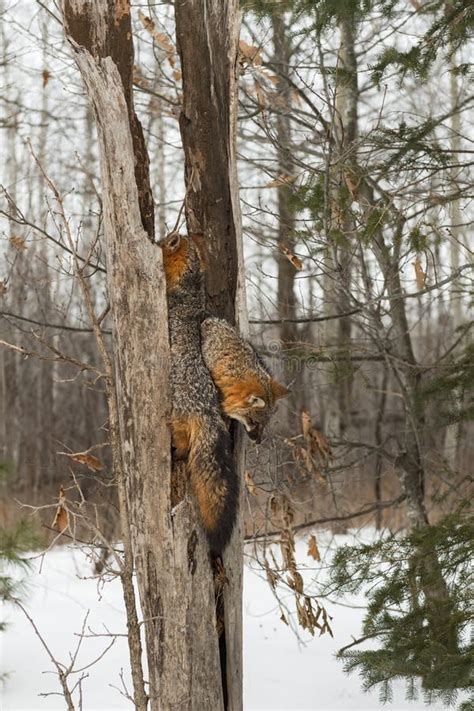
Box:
[63,1,242,709]
[175,2,245,708]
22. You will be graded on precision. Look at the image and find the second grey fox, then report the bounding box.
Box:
[201,317,289,443]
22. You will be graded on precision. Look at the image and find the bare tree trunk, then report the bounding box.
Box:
[63,1,244,708]
[365,211,460,667]
[444,42,463,466]
[34,16,54,496]
[0,0,15,467]
[324,14,358,437]
[175,2,245,708]
[271,10,297,346]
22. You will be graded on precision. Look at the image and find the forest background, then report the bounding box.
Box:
[0,0,472,709]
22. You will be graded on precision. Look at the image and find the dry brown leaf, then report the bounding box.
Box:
[52,485,68,533]
[301,410,312,438]
[428,192,445,204]
[281,496,295,527]
[311,429,331,463]
[279,608,289,625]
[269,495,279,515]
[138,11,176,66]
[302,410,331,461]
[265,566,279,591]
[244,470,257,496]
[265,73,280,86]
[133,65,151,90]
[300,410,331,481]
[42,69,50,87]
[287,571,304,594]
[254,79,266,110]
[295,595,310,631]
[307,534,321,562]
[290,88,301,105]
[154,32,176,66]
[239,39,262,66]
[66,451,103,472]
[344,171,358,200]
[172,69,182,82]
[0,281,7,296]
[10,236,27,252]
[265,174,296,188]
[278,243,303,271]
[53,506,68,533]
[414,256,426,290]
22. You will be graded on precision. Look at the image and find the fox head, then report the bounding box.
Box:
[201,316,290,443]
[160,231,205,294]
[222,376,289,443]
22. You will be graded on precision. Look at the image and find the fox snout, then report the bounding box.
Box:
[248,423,264,444]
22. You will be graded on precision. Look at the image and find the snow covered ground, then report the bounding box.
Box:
[1,534,449,711]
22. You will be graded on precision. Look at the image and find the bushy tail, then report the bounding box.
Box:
[188,416,239,555]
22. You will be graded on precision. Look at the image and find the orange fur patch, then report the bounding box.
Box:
[192,476,226,532]
[194,484,223,531]
[162,238,189,289]
[187,417,227,532]
[171,418,191,458]
[212,373,267,416]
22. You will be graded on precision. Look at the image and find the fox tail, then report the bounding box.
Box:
[188,416,239,555]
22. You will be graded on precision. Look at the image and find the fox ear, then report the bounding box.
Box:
[271,379,290,400]
[247,394,266,409]
[162,231,181,253]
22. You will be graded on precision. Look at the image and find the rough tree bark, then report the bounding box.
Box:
[63,1,241,709]
[175,2,245,708]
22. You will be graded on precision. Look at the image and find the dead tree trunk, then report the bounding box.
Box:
[63,2,239,709]
[175,2,245,708]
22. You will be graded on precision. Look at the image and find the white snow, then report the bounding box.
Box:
[1,535,450,711]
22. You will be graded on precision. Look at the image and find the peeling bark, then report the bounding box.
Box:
[175,0,242,324]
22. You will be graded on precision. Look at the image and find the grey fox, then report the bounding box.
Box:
[161,231,288,552]
[161,232,238,554]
